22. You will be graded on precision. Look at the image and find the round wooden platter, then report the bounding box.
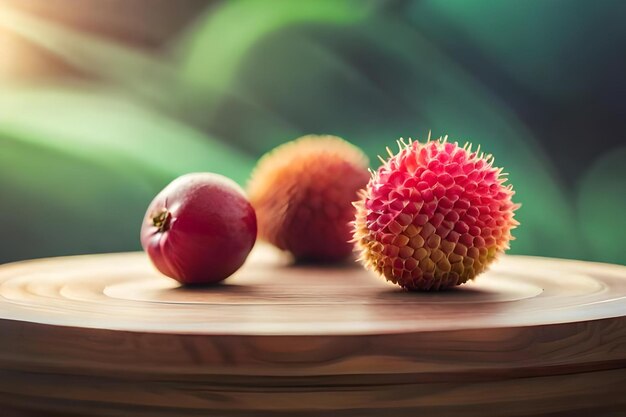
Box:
[0,245,625,417]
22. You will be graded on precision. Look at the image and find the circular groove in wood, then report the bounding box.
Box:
[0,246,625,416]
[0,245,623,335]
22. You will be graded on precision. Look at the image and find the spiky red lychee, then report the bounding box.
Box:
[353,136,519,290]
[248,135,369,262]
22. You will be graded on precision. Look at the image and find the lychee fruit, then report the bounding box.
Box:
[248,135,369,262]
[353,136,519,290]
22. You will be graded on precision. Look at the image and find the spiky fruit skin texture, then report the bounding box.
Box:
[248,135,369,262]
[354,138,518,291]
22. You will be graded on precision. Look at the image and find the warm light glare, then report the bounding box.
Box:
[0,5,49,80]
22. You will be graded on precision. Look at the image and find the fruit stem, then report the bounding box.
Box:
[152,209,172,232]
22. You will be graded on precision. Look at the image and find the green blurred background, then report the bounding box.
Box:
[0,0,624,265]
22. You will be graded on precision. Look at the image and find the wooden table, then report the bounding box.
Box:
[0,245,624,416]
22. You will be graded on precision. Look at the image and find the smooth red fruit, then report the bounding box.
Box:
[140,173,257,284]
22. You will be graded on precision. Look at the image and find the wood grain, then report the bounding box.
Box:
[0,245,624,416]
